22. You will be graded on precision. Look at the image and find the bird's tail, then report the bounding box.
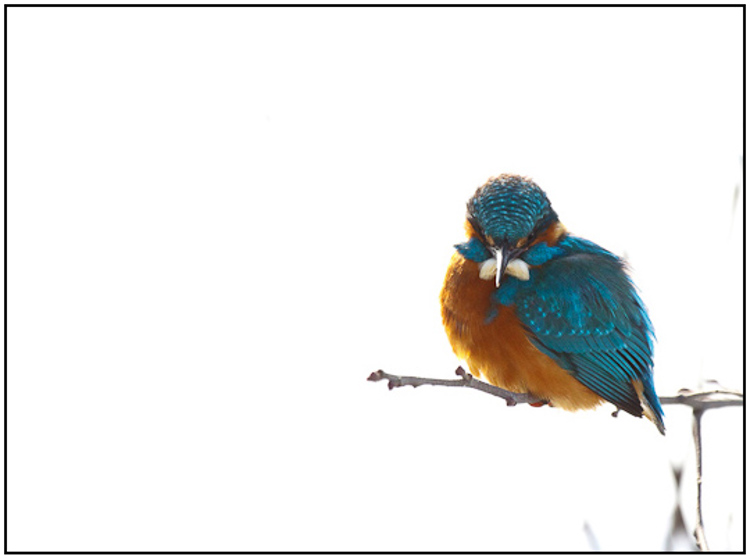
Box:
[633,376,665,435]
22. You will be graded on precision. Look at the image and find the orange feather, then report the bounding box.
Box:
[440,250,604,411]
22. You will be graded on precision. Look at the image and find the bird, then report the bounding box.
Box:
[439,174,665,434]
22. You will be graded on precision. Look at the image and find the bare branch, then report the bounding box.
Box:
[369,370,743,413]
[367,367,546,406]
[692,409,709,551]
[368,368,743,552]
[660,388,743,412]
[661,384,741,551]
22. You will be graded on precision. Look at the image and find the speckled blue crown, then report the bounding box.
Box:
[467,175,557,245]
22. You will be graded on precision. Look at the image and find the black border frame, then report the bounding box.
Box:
[4,3,746,554]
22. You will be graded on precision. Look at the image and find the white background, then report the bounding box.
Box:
[7,5,743,552]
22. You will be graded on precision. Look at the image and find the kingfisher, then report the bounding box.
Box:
[440,174,665,434]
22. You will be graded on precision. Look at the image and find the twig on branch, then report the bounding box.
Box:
[367,367,546,406]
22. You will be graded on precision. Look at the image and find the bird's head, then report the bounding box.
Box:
[457,174,563,287]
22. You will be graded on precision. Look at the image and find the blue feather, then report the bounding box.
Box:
[455,237,492,263]
[468,175,558,245]
[501,235,662,424]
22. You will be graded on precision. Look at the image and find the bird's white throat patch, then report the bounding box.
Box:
[478,258,498,282]
[478,257,530,283]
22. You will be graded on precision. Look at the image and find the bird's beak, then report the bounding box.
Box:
[479,247,510,287]
[494,247,511,288]
[479,245,529,286]
[478,245,530,286]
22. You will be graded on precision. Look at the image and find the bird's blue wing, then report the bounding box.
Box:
[502,241,662,425]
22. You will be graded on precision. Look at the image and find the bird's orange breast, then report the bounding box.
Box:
[439,252,604,411]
